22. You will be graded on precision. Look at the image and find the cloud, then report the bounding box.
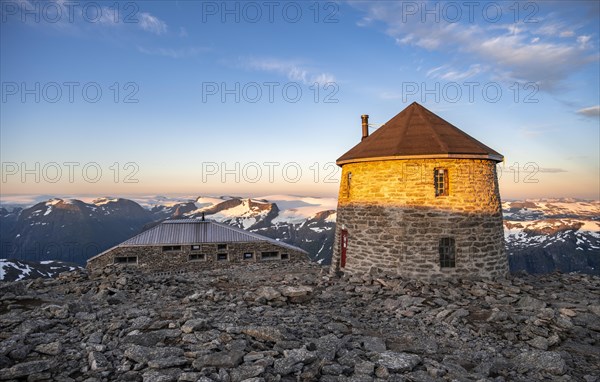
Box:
[353,2,598,93]
[7,1,168,37]
[239,57,336,85]
[537,168,568,173]
[137,46,208,59]
[503,167,567,173]
[576,105,600,118]
[138,12,167,35]
[427,64,484,82]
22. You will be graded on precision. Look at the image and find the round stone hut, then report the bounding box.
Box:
[331,102,508,279]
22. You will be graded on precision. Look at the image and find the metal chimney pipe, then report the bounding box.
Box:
[361,115,369,140]
[201,212,205,222]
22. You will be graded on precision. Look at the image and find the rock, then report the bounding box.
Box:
[122,329,180,347]
[181,319,208,333]
[254,286,281,301]
[141,370,176,382]
[147,357,187,369]
[325,322,350,334]
[242,326,286,342]
[0,359,53,379]
[362,336,386,353]
[34,341,62,355]
[375,365,390,379]
[124,345,184,364]
[314,334,344,361]
[588,305,600,316]
[354,361,375,375]
[387,335,438,355]
[230,364,265,382]
[513,350,566,375]
[274,347,317,375]
[376,351,421,372]
[280,285,313,297]
[559,308,577,317]
[517,296,547,310]
[527,336,549,350]
[192,350,244,369]
[322,363,344,375]
[88,351,109,371]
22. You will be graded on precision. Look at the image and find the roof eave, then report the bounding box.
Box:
[336,153,504,166]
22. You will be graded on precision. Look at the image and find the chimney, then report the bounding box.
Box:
[361,114,369,140]
[201,212,205,222]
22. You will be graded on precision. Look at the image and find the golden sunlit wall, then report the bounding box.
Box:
[331,158,507,279]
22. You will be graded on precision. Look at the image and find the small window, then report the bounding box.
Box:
[261,251,279,261]
[217,253,228,261]
[114,256,137,264]
[217,244,227,251]
[189,254,205,261]
[162,245,182,252]
[434,168,449,197]
[243,252,254,260]
[281,253,289,260]
[439,238,456,268]
[191,245,201,251]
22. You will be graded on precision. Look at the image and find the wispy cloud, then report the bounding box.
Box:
[538,168,568,173]
[6,0,168,36]
[138,12,167,35]
[576,105,600,118]
[426,64,485,81]
[353,2,598,93]
[137,46,208,59]
[239,57,336,85]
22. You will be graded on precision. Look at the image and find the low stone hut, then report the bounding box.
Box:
[331,102,508,279]
[87,219,308,273]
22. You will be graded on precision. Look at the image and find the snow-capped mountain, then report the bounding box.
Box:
[1,195,598,278]
[0,198,153,264]
[165,195,336,264]
[0,259,82,282]
[503,199,599,274]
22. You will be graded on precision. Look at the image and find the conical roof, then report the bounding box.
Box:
[337,102,503,165]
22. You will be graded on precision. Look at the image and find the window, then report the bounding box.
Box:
[191,245,201,251]
[217,253,228,261]
[162,245,182,252]
[439,238,456,268]
[261,251,279,261]
[189,254,205,261]
[243,252,254,260]
[217,244,227,251]
[434,168,449,197]
[114,256,137,264]
[281,253,289,260]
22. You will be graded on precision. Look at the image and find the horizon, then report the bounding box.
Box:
[0,192,598,211]
[2,1,599,200]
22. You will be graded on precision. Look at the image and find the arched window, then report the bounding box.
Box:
[439,237,456,268]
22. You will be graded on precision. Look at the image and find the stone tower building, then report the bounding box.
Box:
[331,102,508,279]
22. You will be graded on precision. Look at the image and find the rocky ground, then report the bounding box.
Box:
[0,262,599,382]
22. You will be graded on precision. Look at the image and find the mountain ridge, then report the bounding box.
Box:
[0,195,597,280]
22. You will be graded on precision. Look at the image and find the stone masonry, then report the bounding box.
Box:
[87,241,307,274]
[331,158,508,279]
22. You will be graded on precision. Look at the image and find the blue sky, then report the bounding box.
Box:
[1,0,599,199]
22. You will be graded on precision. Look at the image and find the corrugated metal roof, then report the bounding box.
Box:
[118,219,308,253]
[337,102,503,165]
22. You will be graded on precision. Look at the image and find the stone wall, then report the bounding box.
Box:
[87,241,307,274]
[331,158,507,279]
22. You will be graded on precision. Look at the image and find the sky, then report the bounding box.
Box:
[1,0,599,200]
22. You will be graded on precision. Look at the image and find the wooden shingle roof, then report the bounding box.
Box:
[337,102,503,165]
